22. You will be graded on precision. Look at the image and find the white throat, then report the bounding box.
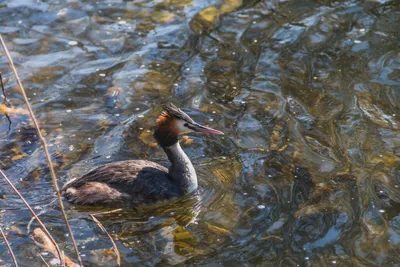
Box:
[165,142,198,194]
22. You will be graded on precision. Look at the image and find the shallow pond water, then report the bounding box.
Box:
[0,0,399,266]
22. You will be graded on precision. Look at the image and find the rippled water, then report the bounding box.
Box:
[0,0,399,266]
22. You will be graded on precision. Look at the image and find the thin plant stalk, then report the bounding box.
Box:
[37,252,50,267]
[0,169,64,263]
[33,228,77,267]
[0,226,18,267]
[91,209,122,217]
[90,214,121,266]
[0,73,12,128]
[0,72,8,103]
[0,34,82,266]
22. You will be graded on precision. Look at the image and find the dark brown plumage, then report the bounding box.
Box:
[62,160,180,206]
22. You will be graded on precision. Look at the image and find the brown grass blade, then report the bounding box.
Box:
[37,252,50,267]
[0,34,82,266]
[33,228,79,267]
[0,226,18,267]
[90,214,121,266]
[0,169,64,264]
[90,209,122,217]
[0,72,8,103]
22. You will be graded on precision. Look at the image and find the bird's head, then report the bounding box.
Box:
[154,103,223,147]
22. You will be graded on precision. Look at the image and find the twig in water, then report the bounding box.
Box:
[37,252,50,267]
[27,198,58,234]
[0,73,12,130]
[0,72,8,103]
[0,34,82,266]
[90,214,121,266]
[91,208,122,217]
[0,169,64,264]
[3,111,12,131]
[33,228,78,267]
[0,226,18,267]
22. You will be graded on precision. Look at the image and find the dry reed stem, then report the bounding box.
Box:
[91,208,122,217]
[0,226,18,267]
[33,228,78,267]
[37,252,50,267]
[0,73,8,103]
[0,73,12,127]
[0,34,82,266]
[0,169,64,264]
[90,214,121,266]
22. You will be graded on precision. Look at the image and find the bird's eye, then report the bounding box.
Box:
[183,123,195,131]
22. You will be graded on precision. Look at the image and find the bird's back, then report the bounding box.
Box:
[62,160,181,206]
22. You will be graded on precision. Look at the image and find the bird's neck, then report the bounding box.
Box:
[163,142,197,194]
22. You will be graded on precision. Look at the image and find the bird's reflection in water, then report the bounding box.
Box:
[79,191,203,265]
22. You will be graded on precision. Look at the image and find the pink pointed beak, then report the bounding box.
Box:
[192,123,224,135]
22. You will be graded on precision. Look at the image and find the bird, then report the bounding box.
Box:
[61,103,223,206]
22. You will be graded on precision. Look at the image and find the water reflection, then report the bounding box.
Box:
[0,0,400,265]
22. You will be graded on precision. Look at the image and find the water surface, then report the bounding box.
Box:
[0,0,399,266]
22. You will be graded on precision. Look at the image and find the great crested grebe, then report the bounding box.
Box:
[61,103,223,206]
